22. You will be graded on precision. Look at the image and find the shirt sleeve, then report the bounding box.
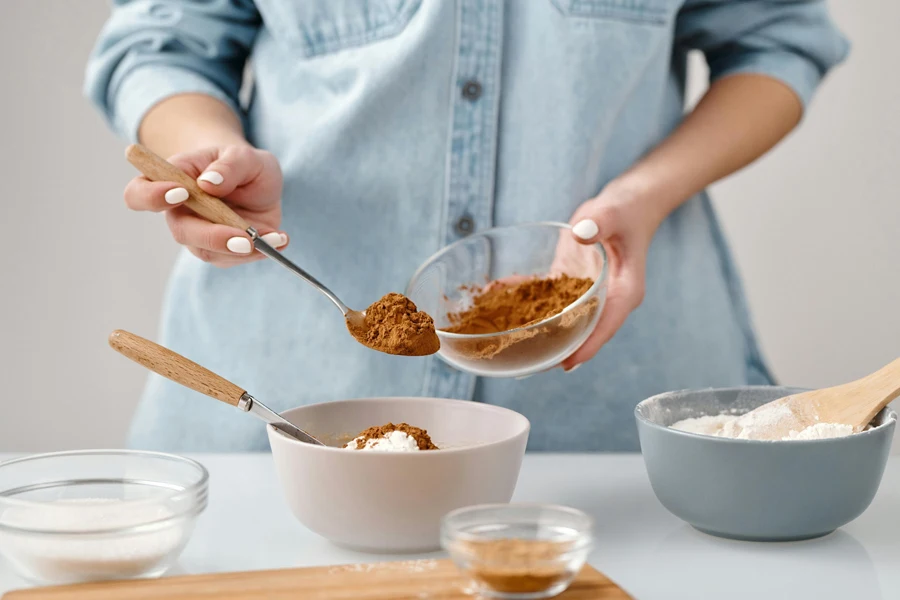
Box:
[675,0,850,108]
[84,0,261,142]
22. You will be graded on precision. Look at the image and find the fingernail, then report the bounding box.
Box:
[198,171,224,185]
[572,219,599,240]
[164,187,189,205]
[261,232,288,248]
[564,364,581,373]
[226,237,252,254]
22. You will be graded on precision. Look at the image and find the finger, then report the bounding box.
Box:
[124,151,216,212]
[259,231,290,250]
[561,266,645,370]
[571,218,600,243]
[123,178,191,213]
[569,203,624,245]
[195,145,262,197]
[186,246,266,268]
[560,283,636,370]
[166,209,288,257]
[186,233,287,267]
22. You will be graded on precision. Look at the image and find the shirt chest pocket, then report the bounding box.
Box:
[549,0,677,25]
[255,0,422,58]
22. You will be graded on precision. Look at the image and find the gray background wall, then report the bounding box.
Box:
[1,1,897,452]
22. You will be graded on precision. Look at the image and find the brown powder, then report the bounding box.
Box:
[351,422,439,450]
[440,275,597,361]
[444,275,593,335]
[457,539,576,594]
[347,293,440,357]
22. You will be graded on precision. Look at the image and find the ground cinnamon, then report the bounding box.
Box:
[347,293,440,357]
[352,422,439,450]
[444,275,593,335]
[458,539,576,594]
[440,275,597,362]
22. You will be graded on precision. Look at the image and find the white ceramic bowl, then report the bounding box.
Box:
[267,398,530,553]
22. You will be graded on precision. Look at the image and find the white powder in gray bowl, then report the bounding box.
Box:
[671,402,856,441]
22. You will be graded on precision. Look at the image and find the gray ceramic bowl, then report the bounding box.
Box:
[635,386,896,542]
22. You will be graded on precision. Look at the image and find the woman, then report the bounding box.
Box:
[86,0,847,452]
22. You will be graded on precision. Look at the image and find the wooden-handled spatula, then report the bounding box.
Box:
[109,330,325,445]
[731,356,900,440]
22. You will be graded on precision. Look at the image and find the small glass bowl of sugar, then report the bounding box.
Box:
[0,450,208,585]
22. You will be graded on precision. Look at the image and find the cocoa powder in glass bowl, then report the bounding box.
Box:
[406,222,607,378]
[442,504,593,599]
[442,275,595,360]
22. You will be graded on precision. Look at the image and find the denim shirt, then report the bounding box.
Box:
[85,0,848,452]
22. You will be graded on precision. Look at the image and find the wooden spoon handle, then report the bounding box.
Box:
[859,356,900,408]
[109,330,245,407]
[125,144,250,231]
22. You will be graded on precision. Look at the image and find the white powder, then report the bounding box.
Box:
[327,560,439,574]
[668,414,736,436]
[344,430,421,452]
[785,422,855,440]
[671,408,856,441]
[0,498,186,582]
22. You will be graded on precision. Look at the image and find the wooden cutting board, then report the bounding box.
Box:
[3,559,632,599]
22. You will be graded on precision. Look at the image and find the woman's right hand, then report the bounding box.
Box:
[123,144,287,267]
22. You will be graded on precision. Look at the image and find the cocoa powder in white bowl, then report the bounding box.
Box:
[266,397,530,553]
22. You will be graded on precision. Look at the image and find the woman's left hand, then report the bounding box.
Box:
[560,181,663,371]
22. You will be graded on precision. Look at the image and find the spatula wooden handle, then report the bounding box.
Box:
[109,330,245,407]
[812,355,900,428]
[859,356,900,407]
[125,144,250,231]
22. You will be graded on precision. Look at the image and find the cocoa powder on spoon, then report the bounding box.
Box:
[347,293,440,357]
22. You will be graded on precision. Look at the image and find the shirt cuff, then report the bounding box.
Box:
[709,50,828,109]
[111,65,240,143]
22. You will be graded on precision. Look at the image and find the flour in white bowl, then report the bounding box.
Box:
[0,498,186,582]
[344,430,421,452]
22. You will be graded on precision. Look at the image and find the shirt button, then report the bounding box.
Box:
[461,80,482,101]
[455,215,475,236]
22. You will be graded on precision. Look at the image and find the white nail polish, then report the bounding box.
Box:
[572,219,599,240]
[226,237,252,254]
[198,171,224,185]
[565,364,581,373]
[164,187,189,204]
[261,232,287,248]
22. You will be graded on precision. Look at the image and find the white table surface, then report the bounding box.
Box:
[1,453,897,599]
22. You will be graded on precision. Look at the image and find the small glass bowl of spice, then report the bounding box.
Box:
[406,222,607,378]
[442,503,593,599]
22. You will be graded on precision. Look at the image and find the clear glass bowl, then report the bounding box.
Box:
[406,222,607,378]
[0,450,208,585]
[441,504,594,599]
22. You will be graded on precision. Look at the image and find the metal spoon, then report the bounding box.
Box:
[108,329,325,446]
[124,144,371,348]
